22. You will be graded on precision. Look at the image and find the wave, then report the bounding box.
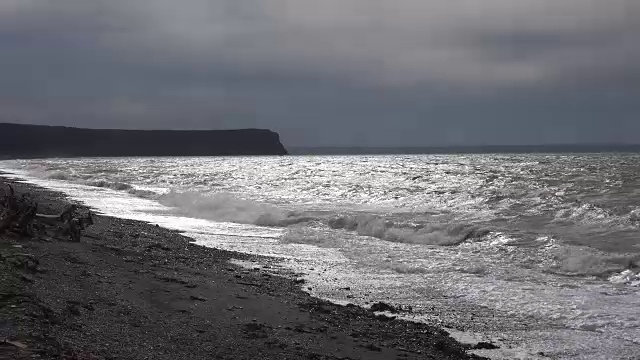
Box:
[127,188,159,198]
[18,163,77,182]
[327,214,489,246]
[85,180,133,191]
[45,171,71,180]
[81,180,160,198]
[155,192,490,247]
[553,203,640,228]
[547,244,640,279]
[22,163,160,199]
[157,191,315,227]
[554,203,612,224]
[608,269,640,286]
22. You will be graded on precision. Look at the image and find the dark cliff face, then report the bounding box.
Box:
[0,123,288,158]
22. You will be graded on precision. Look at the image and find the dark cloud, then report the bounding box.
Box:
[0,0,638,146]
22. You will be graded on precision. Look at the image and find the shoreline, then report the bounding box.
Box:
[1,176,487,359]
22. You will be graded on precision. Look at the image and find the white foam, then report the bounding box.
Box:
[609,269,640,286]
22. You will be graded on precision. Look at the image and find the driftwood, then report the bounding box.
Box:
[1,184,93,242]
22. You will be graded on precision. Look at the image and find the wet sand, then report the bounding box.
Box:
[1,177,486,359]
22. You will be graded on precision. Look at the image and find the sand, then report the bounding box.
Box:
[0,177,487,360]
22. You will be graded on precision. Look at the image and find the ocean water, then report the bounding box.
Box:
[1,154,639,359]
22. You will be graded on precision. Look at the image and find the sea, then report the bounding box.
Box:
[1,154,639,359]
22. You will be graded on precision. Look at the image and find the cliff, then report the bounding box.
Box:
[0,123,288,158]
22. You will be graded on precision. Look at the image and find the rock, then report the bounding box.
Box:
[146,243,172,251]
[369,302,400,313]
[473,342,500,350]
[190,295,207,302]
[363,343,382,352]
[374,314,396,321]
[66,303,82,316]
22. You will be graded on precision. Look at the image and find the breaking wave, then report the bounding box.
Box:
[45,171,71,180]
[85,180,159,198]
[546,243,640,279]
[327,214,490,246]
[85,180,133,191]
[155,192,491,247]
[157,191,315,227]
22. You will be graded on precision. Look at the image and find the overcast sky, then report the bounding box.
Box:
[1,0,638,147]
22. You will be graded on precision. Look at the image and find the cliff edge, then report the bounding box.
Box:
[0,123,288,158]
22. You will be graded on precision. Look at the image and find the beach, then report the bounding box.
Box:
[1,176,486,360]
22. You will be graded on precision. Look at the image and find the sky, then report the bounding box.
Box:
[0,0,639,147]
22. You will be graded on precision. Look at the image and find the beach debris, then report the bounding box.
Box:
[1,339,28,349]
[0,183,94,242]
[5,253,39,272]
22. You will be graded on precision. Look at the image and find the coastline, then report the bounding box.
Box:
[0,176,486,360]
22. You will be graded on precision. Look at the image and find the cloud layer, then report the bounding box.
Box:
[1,0,638,146]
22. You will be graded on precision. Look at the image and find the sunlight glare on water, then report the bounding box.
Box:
[2,154,640,359]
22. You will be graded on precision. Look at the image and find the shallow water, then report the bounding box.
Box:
[2,154,640,359]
